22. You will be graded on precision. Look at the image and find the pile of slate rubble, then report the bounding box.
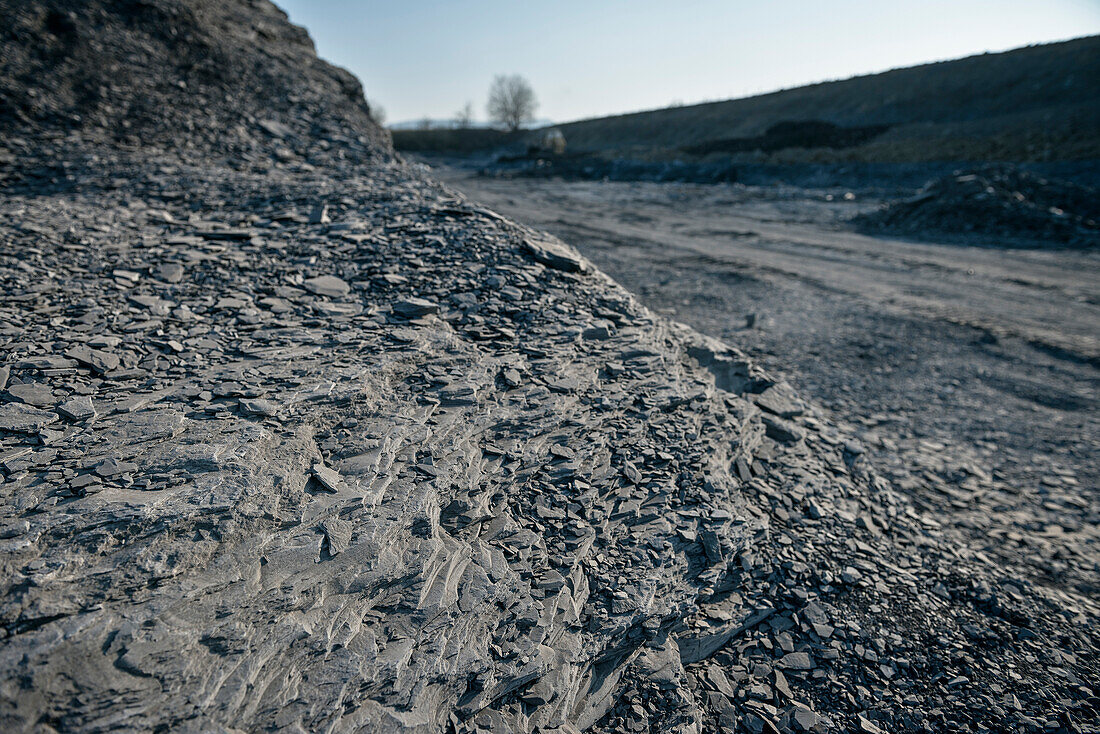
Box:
[0,2,1096,732]
[855,168,1100,247]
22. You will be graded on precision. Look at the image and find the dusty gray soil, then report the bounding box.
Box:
[430,165,1100,604]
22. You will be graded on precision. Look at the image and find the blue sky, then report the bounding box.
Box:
[278,0,1100,125]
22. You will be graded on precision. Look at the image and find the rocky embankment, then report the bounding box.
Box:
[0,2,1097,733]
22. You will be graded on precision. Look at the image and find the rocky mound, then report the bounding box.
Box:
[0,3,1097,733]
[0,0,389,160]
[855,168,1100,247]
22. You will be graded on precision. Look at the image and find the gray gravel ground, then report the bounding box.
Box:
[430,165,1100,617]
[3,1,1099,730]
[4,146,1096,733]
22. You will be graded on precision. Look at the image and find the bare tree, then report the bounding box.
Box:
[487,75,537,132]
[454,101,474,129]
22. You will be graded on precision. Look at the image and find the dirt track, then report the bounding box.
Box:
[432,164,1100,598]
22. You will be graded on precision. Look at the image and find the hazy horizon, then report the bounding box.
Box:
[278,1,1100,126]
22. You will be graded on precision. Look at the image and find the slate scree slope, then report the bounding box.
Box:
[0,2,1096,733]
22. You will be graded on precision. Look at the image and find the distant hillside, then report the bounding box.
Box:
[547,36,1100,163]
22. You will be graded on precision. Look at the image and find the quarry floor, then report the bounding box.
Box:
[430,162,1100,599]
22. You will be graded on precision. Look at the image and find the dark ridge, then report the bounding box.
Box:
[682,120,891,155]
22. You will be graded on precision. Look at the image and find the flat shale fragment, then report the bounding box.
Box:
[6,382,54,407]
[311,462,346,492]
[65,344,120,374]
[392,297,440,318]
[56,395,96,421]
[304,274,351,298]
[0,402,57,433]
[523,235,587,272]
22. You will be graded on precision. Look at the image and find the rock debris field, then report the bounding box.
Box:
[0,1,1097,732]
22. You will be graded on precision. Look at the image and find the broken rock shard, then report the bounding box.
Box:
[311,462,346,493]
[0,402,58,433]
[523,235,587,272]
[304,274,351,298]
[392,297,440,318]
[56,396,96,421]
